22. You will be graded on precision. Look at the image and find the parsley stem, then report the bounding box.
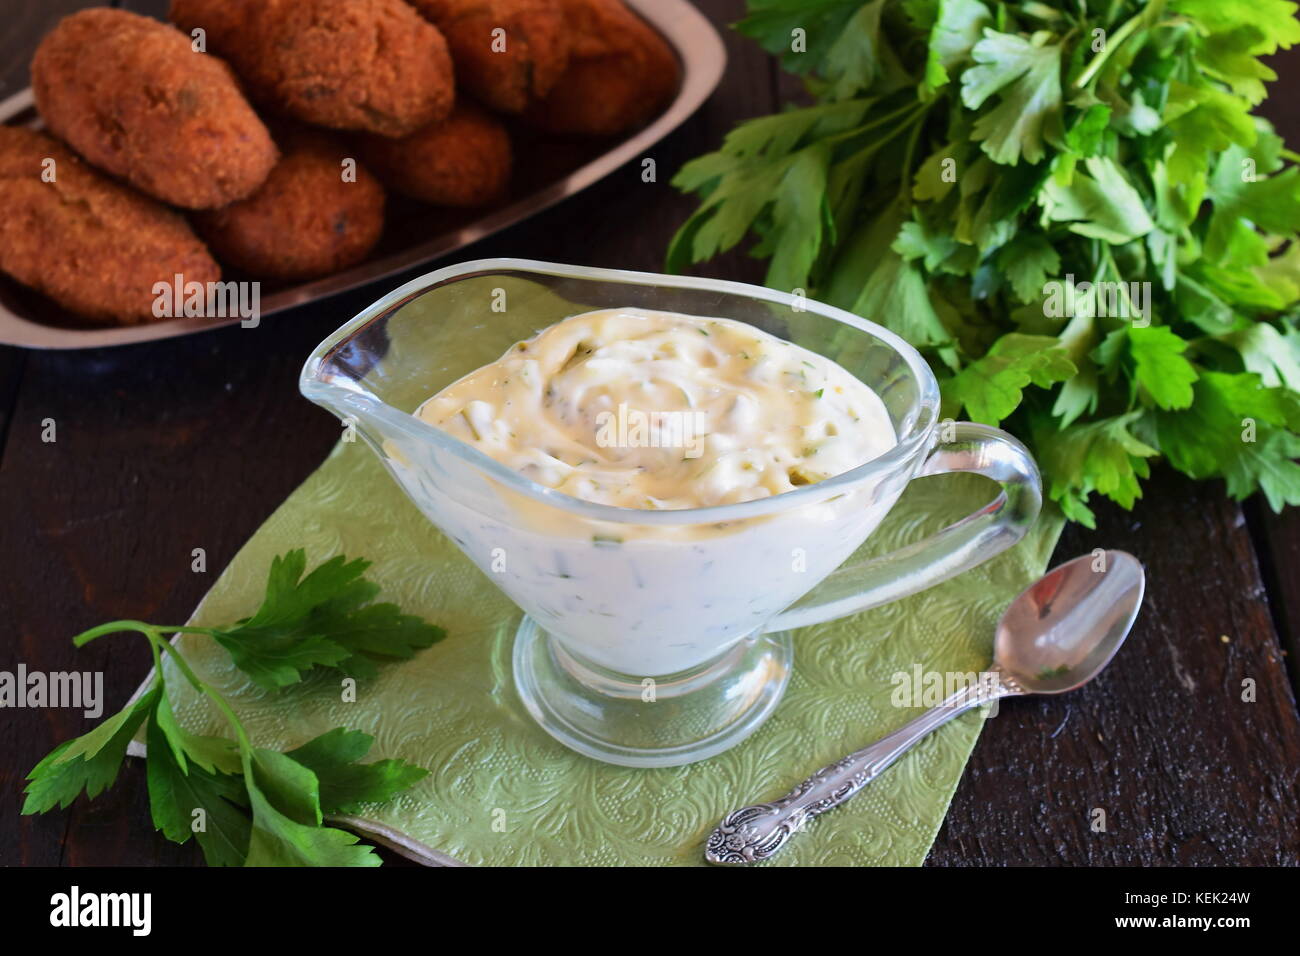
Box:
[76,618,254,752]
[146,632,165,675]
[72,620,214,647]
[153,637,254,753]
[1074,0,1166,89]
[70,617,255,758]
[837,102,927,171]
[839,97,925,144]
[73,619,156,647]
[780,97,925,158]
[897,108,930,210]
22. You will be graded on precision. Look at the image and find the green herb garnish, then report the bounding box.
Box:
[22,550,444,866]
[670,0,1300,527]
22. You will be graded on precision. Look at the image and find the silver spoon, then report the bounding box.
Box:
[704,549,1145,865]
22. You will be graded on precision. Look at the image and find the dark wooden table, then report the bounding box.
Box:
[3,0,1298,867]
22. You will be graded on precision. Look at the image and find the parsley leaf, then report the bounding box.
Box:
[145,715,250,866]
[736,0,871,80]
[22,687,160,813]
[920,0,992,96]
[822,0,911,100]
[1225,322,1300,391]
[961,30,1063,164]
[23,551,441,866]
[244,754,380,867]
[1156,370,1300,495]
[210,550,444,690]
[1039,158,1154,244]
[943,333,1075,424]
[1171,0,1300,51]
[1037,412,1159,527]
[996,232,1060,303]
[1093,325,1199,410]
[286,729,429,814]
[1205,143,1300,261]
[672,0,1300,523]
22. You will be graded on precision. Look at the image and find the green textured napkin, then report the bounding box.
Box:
[132,439,1062,866]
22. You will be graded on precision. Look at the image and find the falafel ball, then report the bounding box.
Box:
[407,0,571,114]
[194,133,386,280]
[31,8,277,209]
[356,102,512,207]
[524,0,679,137]
[170,0,455,138]
[0,127,221,325]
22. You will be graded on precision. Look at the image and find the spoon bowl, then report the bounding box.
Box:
[996,550,1145,695]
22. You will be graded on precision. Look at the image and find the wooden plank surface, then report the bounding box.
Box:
[0,0,1297,867]
[930,475,1300,865]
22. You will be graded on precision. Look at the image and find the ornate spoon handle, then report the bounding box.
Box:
[705,672,1019,864]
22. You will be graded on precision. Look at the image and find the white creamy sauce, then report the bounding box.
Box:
[415,308,895,510]
[400,308,902,676]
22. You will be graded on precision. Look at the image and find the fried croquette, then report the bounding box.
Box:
[170,0,455,138]
[408,0,570,113]
[356,102,511,207]
[193,133,386,280]
[525,0,678,136]
[0,127,220,325]
[31,8,277,209]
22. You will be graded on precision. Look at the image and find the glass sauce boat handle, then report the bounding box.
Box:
[764,422,1042,633]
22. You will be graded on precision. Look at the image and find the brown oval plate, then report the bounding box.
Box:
[0,0,725,349]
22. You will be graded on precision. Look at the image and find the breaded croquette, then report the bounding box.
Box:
[31,8,276,210]
[407,0,570,113]
[170,0,455,138]
[0,127,220,325]
[356,102,511,207]
[194,132,386,280]
[525,0,678,136]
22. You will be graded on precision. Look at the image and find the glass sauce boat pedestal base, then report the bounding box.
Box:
[514,618,794,767]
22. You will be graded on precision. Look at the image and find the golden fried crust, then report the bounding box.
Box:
[31,8,277,209]
[194,133,386,280]
[0,127,220,325]
[524,0,679,136]
[171,0,455,137]
[356,101,512,206]
[408,0,571,113]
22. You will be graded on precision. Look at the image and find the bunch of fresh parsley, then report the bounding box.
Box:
[670,0,1300,525]
[22,550,445,866]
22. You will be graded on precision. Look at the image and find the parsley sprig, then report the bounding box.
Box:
[22,550,445,866]
[671,0,1300,526]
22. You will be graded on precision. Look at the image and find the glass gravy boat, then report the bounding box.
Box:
[301,260,1042,767]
